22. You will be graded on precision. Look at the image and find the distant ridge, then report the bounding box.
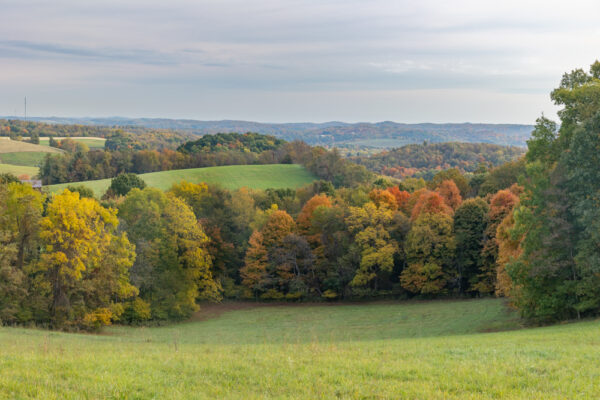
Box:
[2,116,533,148]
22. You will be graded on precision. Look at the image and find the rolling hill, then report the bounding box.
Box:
[0,138,63,154]
[6,116,534,147]
[353,142,526,179]
[47,164,318,195]
[0,138,63,174]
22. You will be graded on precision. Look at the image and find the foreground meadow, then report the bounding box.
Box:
[0,299,598,399]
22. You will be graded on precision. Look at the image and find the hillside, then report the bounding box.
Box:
[1,119,194,150]
[0,138,63,154]
[0,138,63,172]
[0,163,39,177]
[1,299,600,398]
[6,116,534,147]
[353,142,525,179]
[48,164,317,195]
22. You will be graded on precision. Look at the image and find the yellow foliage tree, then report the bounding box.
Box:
[39,189,137,329]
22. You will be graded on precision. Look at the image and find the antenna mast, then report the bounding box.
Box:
[24,97,27,120]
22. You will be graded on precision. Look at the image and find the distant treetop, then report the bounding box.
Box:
[177,132,286,154]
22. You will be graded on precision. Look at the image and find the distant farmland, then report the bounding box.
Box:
[47,164,318,195]
[0,138,63,154]
[39,137,106,149]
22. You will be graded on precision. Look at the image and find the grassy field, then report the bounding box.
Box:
[39,137,105,149]
[0,163,39,177]
[0,298,599,399]
[0,152,49,167]
[0,139,63,154]
[47,164,318,195]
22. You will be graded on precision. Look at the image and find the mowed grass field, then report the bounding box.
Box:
[1,298,599,399]
[0,139,62,175]
[0,163,39,177]
[0,152,48,167]
[47,164,318,195]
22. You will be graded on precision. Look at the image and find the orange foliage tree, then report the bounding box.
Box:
[411,191,453,221]
[435,180,463,210]
[368,188,398,210]
[474,189,519,293]
[386,186,411,211]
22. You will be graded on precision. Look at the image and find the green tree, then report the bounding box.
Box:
[108,173,146,196]
[401,213,455,295]
[453,198,488,294]
[119,188,221,320]
[346,202,399,292]
[0,182,44,323]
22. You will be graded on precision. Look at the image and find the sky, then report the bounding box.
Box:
[1,0,600,124]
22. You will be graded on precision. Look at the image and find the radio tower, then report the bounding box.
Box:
[24,97,27,120]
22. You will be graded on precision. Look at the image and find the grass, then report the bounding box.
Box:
[47,164,318,195]
[0,139,62,154]
[39,137,105,149]
[1,298,599,399]
[0,163,39,177]
[0,152,48,167]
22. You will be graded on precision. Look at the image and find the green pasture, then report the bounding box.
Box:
[47,164,318,195]
[0,163,39,177]
[0,299,598,399]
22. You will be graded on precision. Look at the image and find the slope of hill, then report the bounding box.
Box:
[0,163,39,177]
[0,138,63,171]
[6,116,534,147]
[1,298,599,398]
[353,142,525,179]
[0,138,63,154]
[47,164,317,195]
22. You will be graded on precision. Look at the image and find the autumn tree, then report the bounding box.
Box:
[297,194,332,235]
[346,202,399,293]
[39,189,137,329]
[436,180,462,210]
[474,189,519,294]
[411,190,453,221]
[0,182,44,323]
[119,188,221,320]
[368,188,398,211]
[429,168,470,197]
[386,186,411,211]
[401,213,455,295]
[495,210,522,297]
[240,231,268,298]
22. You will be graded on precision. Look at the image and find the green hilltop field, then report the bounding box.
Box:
[48,164,318,195]
[1,298,599,399]
[38,137,106,149]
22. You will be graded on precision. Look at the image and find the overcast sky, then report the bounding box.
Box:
[1,0,600,123]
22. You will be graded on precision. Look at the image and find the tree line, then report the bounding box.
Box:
[39,138,373,190]
[352,142,525,180]
[0,154,521,330]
